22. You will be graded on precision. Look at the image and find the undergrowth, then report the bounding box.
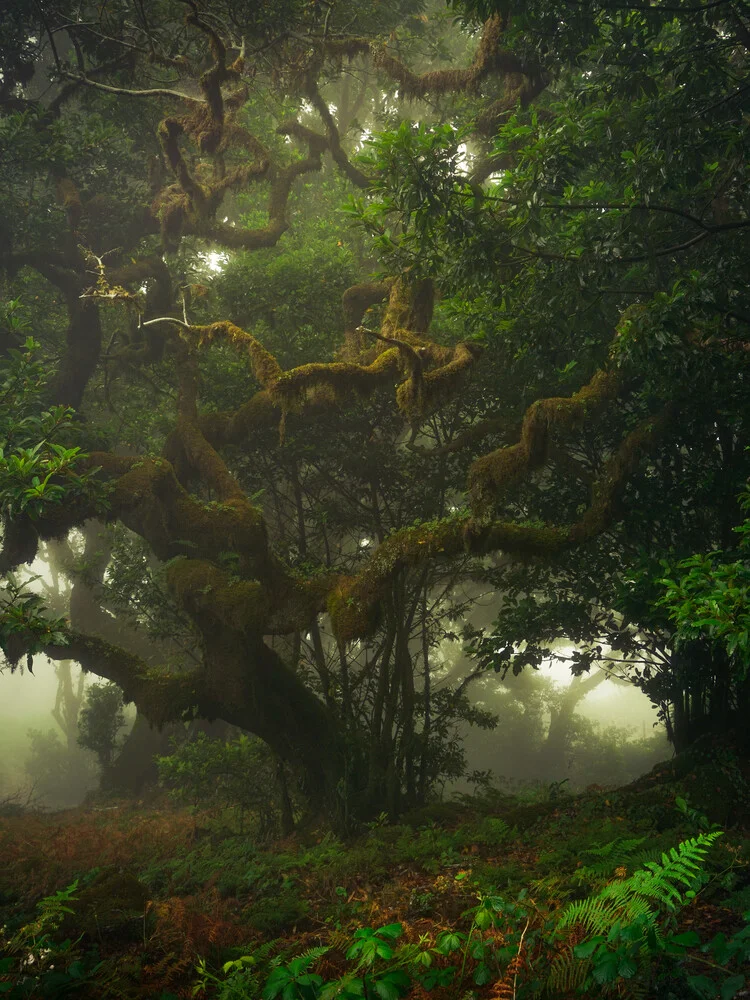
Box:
[1,772,749,999]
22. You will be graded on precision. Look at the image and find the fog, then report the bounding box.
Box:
[0,638,667,811]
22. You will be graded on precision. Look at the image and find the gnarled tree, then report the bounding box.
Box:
[1,0,749,818]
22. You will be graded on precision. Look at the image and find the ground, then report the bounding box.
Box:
[1,744,749,998]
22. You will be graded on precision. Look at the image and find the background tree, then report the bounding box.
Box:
[76,681,126,780]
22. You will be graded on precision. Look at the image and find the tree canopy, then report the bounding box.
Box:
[0,0,748,820]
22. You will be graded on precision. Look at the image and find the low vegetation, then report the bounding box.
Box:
[1,737,749,999]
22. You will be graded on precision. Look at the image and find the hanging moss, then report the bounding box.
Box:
[370,15,524,100]
[269,349,403,412]
[55,177,82,229]
[396,341,483,422]
[151,184,189,250]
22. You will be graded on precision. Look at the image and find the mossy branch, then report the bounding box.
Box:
[322,16,533,102]
[330,404,674,642]
[32,630,201,727]
[469,368,621,516]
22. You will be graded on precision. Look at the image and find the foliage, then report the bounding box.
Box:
[0,574,68,672]
[156,733,286,836]
[77,682,126,772]
[2,765,750,998]
[0,880,104,999]
[0,332,104,521]
[0,0,749,841]
[659,482,750,674]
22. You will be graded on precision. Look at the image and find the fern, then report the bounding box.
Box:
[557,892,654,936]
[575,836,662,882]
[285,945,331,973]
[585,836,648,859]
[558,831,722,935]
[547,950,590,994]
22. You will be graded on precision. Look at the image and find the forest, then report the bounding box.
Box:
[0,0,749,996]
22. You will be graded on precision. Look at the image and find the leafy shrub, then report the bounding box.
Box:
[156,732,285,836]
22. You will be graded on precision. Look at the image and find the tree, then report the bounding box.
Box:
[1,0,748,821]
[77,681,126,777]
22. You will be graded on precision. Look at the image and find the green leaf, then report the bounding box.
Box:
[720,975,747,1000]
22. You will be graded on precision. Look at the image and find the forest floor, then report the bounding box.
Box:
[1,740,749,999]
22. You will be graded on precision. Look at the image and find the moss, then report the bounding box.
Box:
[327,582,377,643]
[381,278,433,338]
[151,184,189,250]
[478,521,569,557]
[171,494,268,574]
[131,667,200,726]
[193,321,282,387]
[371,15,520,100]
[570,406,672,543]
[88,454,270,575]
[342,281,391,356]
[328,520,466,642]
[269,350,402,413]
[55,177,82,229]
[468,367,620,516]
[166,558,270,633]
[396,341,482,422]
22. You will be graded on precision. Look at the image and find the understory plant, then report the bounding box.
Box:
[0,881,104,998]
[187,823,749,1000]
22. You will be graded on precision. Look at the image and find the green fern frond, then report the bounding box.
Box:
[547,951,590,993]
[557,893,654,935]
[252,938,280,962]
[576,836,663,881]
[584,836,648,859]
[293,945,330,969]
[327,928,350,951]
[558,831,721,935]
[528,873,568,900]
[600,832,721,912]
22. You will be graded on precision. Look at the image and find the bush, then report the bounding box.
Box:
[156,732,290,836]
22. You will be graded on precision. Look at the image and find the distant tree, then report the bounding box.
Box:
[77,682,126,778]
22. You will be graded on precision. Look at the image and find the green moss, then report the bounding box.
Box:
[269,350,402,413]
[468,367,620,516]
[327,582,377,643]
[396,341,482,422]
[166,558,270,633]
[133,669,199,726]
[194,321,282,388]
[328,520,466,642]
